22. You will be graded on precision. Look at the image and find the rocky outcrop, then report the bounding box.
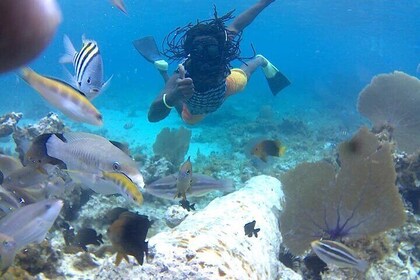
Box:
[95,175,301,280]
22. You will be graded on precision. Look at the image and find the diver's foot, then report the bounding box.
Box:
[154,59,168,71]
[256,54,278,79]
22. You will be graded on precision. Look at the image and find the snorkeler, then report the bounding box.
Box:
[134,0,290,124]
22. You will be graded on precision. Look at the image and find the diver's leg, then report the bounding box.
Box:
[241,55,291,95]
[240,56,267,79]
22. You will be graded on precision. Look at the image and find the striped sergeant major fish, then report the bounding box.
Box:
[19,67,103,126]
[59,35,112,100]
[311,240,369,272]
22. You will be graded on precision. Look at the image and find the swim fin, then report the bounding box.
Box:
[256,54,290,95]
[133,36,168,71]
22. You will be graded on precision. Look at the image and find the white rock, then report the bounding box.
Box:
[95,175,301,280]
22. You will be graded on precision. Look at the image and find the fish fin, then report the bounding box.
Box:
[59,35,77,64]
[115,252,124,266]
[60,64,78,89]
[101,75,113,91]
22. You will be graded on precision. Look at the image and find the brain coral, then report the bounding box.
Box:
[357,71,420,154]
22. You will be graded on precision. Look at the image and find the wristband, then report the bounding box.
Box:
[162,93,174,109]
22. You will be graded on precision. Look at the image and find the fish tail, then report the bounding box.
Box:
[59,35,77,64]
[45,134,66,159]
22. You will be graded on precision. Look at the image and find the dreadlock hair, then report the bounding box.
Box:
[162,6,243,73]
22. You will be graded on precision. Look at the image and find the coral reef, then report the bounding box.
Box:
[395,151,420,214]
[279,127,406,255]
[152,126,191,166]
[95,176,301,280]
[12,112,66,162]
[164,205,189,228]
[0,112,22,138]
[357,71,420,154]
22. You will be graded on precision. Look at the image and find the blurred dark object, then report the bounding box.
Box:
[0,0,61,73]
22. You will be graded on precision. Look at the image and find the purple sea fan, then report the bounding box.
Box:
[357,71,420,154]
[279,127,406,255]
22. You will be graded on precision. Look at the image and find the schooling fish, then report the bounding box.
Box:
[146,173,235,200]
[38,132,144,199]
[174,156,192,201]
[18,67,103,126]
[110,0,128,15]
[59,35,112,100]
[0,199,63,272]
[108,211,151,266]
[251,139,286,162]
[311,240,369,272]
[102,171,143,205]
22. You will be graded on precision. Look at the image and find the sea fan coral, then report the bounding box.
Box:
[357,71,420,154]
[279,127,406,255]
[153,126,191,166]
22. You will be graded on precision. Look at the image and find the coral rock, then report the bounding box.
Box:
[164,205,189,228]
[0,112,22,138]
[95,175,301,280]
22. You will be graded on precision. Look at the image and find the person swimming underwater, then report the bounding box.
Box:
[134,0,290,124]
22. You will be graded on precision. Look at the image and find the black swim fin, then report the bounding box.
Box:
[132,36,163,63]
[266,71,291,95]
[257,54,291,95]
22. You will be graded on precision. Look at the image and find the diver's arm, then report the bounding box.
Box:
[148,71,194,122]
[227,0,275,35]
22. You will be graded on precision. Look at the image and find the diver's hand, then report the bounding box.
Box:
[174,64,194,101]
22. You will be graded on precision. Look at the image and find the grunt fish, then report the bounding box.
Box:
[39,132,144,201]
[102,171,143,205]
[311,240,369,272]
[110,0,128,15]
[146,173,235,200]
[18,67,103,126]
[174,156,192,201]
[59,35,112,100]
[251,139,286,162]
[0,199,63,272]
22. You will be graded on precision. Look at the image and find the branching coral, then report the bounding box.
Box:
[279,127,406,255]
[152,126,191,166]
[357,71,420,154]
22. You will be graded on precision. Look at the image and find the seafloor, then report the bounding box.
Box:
[0,102,418,280]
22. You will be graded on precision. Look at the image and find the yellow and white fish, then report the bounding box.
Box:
[102,171,143,205]
[18,67,103,126]
[311,240,369,272]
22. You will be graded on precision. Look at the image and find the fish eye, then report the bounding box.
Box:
[87,77,91,84]
[112,161,121,171]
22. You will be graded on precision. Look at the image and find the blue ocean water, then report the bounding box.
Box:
[0,0,418,128]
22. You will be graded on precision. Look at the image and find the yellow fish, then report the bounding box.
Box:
[102,171,143,205]
[19,67,103,126]
[251,139,286,162]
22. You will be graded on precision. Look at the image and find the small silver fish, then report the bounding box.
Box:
[175,156,192,200]
[311,240,369,272]
[146,174,234,200]
[59,35,112,100]
[0,199,63,272]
